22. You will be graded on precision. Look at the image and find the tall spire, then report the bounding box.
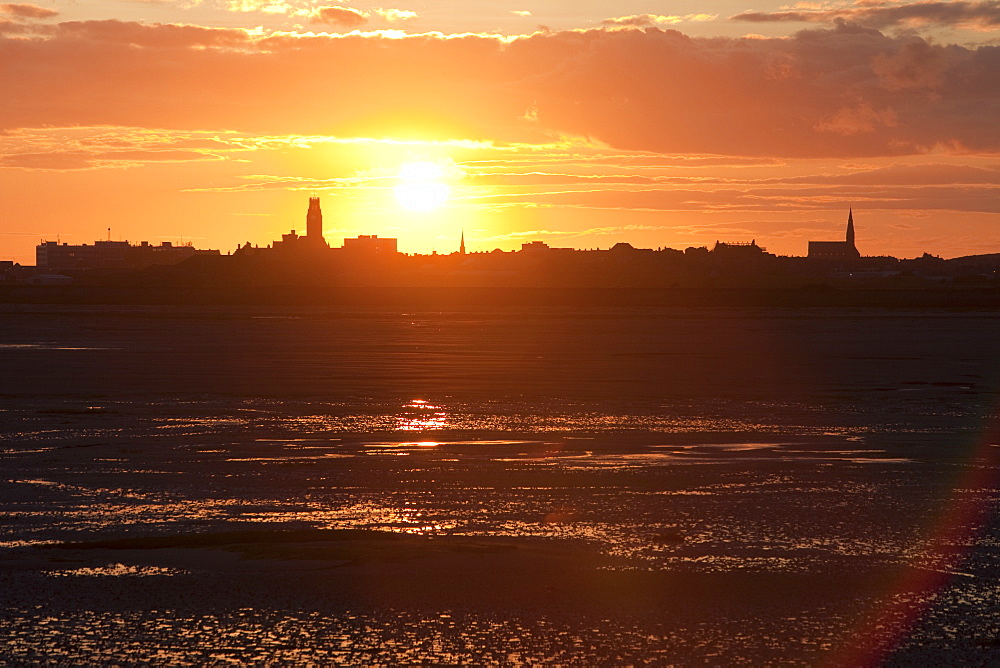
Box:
[846,208,855,247]
[459,230,466,255]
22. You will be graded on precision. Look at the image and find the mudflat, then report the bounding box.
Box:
[1,305,999,664]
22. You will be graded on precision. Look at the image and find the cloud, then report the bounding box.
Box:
[374,8,417,22]
[463,171,658,186]
[731,0,1000,31]
[0,127,245,170]
[225,0,292,14]
[602,14,717,27]
[469,184,1000,215]
[752,163,1000,185]
[45,20,253,47]
[0,148,219,169]
[461,154,785,169]
[310,5,369,27]
[0,2,57,19]
[120,0,204,7]
[511,10,531,17]
[815,101,899,135]
[307,6,416,27]
[0,17,32,33]
[871,39,956,90]
[22,124,981,221]
[2,22,999,158]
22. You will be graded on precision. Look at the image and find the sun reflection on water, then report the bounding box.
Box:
[395,400,450,432]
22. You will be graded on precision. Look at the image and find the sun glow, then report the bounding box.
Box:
[394,161,450,212]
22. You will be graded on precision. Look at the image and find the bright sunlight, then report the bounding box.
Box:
[394,161,450,212]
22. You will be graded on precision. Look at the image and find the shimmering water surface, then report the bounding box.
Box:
[1,305,999,665]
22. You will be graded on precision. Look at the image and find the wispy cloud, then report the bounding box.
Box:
[225,0,293,15]
[310,5,368,28]
[374,8,417,22]
[602,13,718,27]
[0,3,58,19]
[307,5,417,27]
[731,0,1000,30]
[0,127,247,171]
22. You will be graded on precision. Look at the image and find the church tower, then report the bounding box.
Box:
[459,230,466,255]
[846,208,855,247]
[306,197,325,245]
[807,208,860,259]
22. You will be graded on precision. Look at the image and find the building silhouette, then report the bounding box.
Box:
[342,235,397,255]
[520,240,572,253]
[234,197,400,259]
[712,240,769,257]
[36,239,218,270]
[38,199,990,291]
[239,197,335,256]
[306,196,327,246]
[808,210,860,260]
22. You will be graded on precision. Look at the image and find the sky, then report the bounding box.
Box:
[1,0,999,263]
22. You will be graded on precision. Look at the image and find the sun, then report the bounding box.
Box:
[394,161,450,212]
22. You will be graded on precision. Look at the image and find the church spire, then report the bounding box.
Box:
[459,230,466,255]
[846,208,855,247]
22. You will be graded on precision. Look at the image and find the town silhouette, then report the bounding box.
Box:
[4,197,998,306]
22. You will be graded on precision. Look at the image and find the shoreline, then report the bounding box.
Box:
[3,284,1000,308]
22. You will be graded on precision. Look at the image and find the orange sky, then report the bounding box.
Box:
[1,1,999,263]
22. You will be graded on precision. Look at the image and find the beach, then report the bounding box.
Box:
[2,305,999,664]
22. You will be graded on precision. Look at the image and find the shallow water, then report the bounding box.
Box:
[1,305,999,664]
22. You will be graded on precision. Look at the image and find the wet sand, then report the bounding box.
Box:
[0,528,915,664]
[2,305,1000,664]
